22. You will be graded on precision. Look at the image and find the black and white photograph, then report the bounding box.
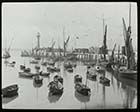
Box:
[2,2,137,109]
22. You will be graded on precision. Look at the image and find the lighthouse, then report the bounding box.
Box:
[37,32,40,49]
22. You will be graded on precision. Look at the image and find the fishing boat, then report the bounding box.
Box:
[99,76,110,86]
[54,75,63,84]
[95,65,105,74]
[19,71,34,78]
[34,56,41,60]
[41,62,47,66]
[119,68,137,80]
[86,71,97,81]
[20,65,26,70]
[47,66,60,72]
[48,81,63,95]
[2,94,18,104]
[30,60,38,64]
[75,67,91,96]
[67,67,73,72]
[35,65,40,70]
[33,75,43,84]
[6,61,16,67]
[23,68,31,73]
[47,60,55,66]
[117,3,137,80]
[106,51,117,71]
[2,84,18,97]
[21,50,31,57]
[75,83,91,96]
[2,50,11,59]
[74,75,82,84]
[39,71,50,77]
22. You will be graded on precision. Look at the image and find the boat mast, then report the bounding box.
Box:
[129,3,131,27]
[118,45,120,64]
[127,2,132,69]
[63,26,65,57]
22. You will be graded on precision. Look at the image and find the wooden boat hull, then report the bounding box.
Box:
[7,63,15,67]
[54,75,63,84]
[48,81,64,95]
[47,62,55,66]
[99,76,110,86]
[112,65,137,80]
[48,91,63,103]
[64,63,73,69]
[30,61,38,64]
[33,81,43,88]
[75,83,91,96]
[49,86,63,95]
[87,73,97,81]
[20,65,25,70]
[40,72,50,77]
[19,72,34,78]
[2,94,18,104]
[41,62,47,66]
[95,66,105,74]
[47,67,60,73]
[67,68,73,72]
[34,57,41,60]
[33,76,43,84]
[119,70,137,80]
[2,84,18,97]
[74,75,82,84]
[23,68,31,73]
[2,55,11,59]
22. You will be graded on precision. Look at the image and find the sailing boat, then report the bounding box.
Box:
[118,3,137,80]
[2,38,13,59]
[2,49,11,59]
[75,73,91,96]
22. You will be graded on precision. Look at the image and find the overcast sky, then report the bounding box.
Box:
[2,2,137,51]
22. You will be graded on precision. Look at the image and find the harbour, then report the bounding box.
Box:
[2,2,137,109]
[2,50,137,109]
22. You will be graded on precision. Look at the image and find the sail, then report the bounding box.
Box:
[103,25,107,50]
[111,43,116,62]
[129,39,136,70]
[122,18,128,56]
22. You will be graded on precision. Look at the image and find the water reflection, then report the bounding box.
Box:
[47,92,63,103]
[102,85,106,108]
[18,75,33,80]
[74,91,90,103]
[2,93,18,104]
[2,50,137,109]
[75,91,90,109]
[111,70,137,108]
[121,82,137,108]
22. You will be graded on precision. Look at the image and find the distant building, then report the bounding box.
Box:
[74,48,89,53]
[89,46,100,54]
[99,46,108,54]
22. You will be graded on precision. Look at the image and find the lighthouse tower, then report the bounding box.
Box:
[37,32,40,49]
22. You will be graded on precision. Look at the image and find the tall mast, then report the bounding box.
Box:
[129,3,131,27]
[127,2,132,69]
[63,26,66,57]
[103,14,105,38]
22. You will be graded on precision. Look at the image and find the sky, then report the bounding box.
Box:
[2,2,137,51]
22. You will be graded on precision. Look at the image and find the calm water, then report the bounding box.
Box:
[2,50,137,109]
